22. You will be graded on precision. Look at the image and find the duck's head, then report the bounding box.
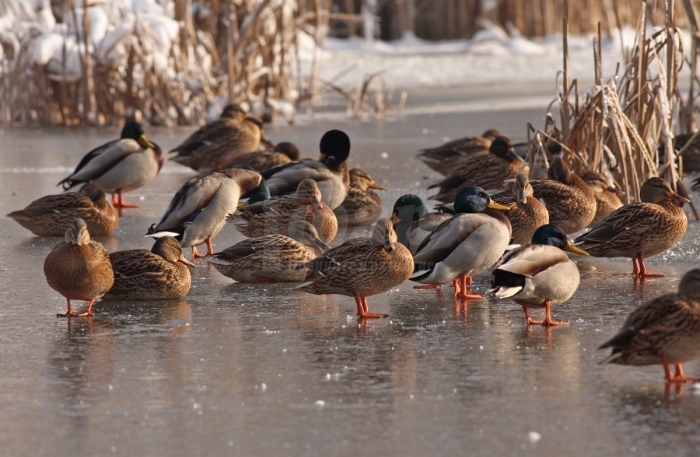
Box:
[489,136,520,162]
[349,168,386,191]
[482,129,504,140]
[391,194,428,226]
[296,179,322,209]
[319,130,350,170]
[65,218,90,246]
[512,172,533,204]
[275,142,301,160]
[454,187,509,214]
[531,224,588,255]
[122,121,155,149]
[242,177,270,205]
[581,171,624,195]
[373,218,398,252]
[679,268,700,299]
[152,236,195,267]
[288,221,330,254]
[220,104,247,120]
[640,177,690,205]
[547,156,575,182]
[79,183,108,204]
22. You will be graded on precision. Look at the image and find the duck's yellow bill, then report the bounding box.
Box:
[564,240,589,256]
[487,200,510,211]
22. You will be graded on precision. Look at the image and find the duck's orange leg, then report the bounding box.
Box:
[540,299,569,327]
[78,299,96,317]
[663,361,700,383]
[206,237,215,256]
[112,190,139,208]
[522,306,543,326]
[192,246,206,260]
[57,298,79,317]
[355,296,388,319]
[635,256,664,279]
[455,274,483,300]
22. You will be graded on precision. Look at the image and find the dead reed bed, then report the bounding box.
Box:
[525,2,696,211]
[0,0,330,126]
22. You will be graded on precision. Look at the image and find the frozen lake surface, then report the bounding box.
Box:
[2,86,700,456]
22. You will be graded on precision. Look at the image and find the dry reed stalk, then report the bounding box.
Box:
[527,2,690,209]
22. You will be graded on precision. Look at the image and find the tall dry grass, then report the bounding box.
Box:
[525,1,697,215]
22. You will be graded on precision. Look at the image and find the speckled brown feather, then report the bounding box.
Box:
[530,158,596,234]
[229,180,338,243]
[429,136,524,203]
[417,129,500,175]
[575,178,688,259]
[581,171,623,227]
[297,219,413,298]
[44,219,114,305]
[335,169,384,227]
[600,269,700,366]
[171,115,262,171]
[7,184,118,236]
[491,174,549,244]
[105,237,192,300]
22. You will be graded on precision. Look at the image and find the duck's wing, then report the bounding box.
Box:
[110,250,166,279]
[412,215,475,264]
[496,244,569,278]
[170,119,237,156]
[262,159,332,196]
[211,235,294,262]
[58,139,141,188]
[300,238,375,274]
[599,295,690,350]
[7,192,93,219]
[574,203,659,245]
[154,174,222,230]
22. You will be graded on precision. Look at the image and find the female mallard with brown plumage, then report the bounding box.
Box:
[295,219,413,319]
[228,178,337,244]
[170,104,266,172]
[575,177,689,279]
[7,183,118,236]
[417,128,502,176]
[104,236,195,300]
[530,157,596,234]
[580,171,623,227]
[222,141,301,173]
[599,268,700,383]
[208,221,329,283]
[428,136,524,203]
[491,224,588,327]
[390,194,451,254]
[44,218,114,317]
[334,168,386,227]
[491,172,549,245]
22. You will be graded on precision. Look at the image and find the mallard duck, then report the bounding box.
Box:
[334,168,386,227]
[412,187,511,299]
[208,221,329,282]
[491,224,588,327]
[43,218,114,317]
[262,130,351,209]
[58,121,164,208]
[147,168,269,259]
[228,178,338,244]
[530,157,596,234]
[7,183,118,236]
[221,141,301,173]
[104,236,194,300]
[295,218,413,319]
[390,194,452,254]
[417,128,502,176]
[170,104,265,172]
[581,171,623,227]
[575,177,689,278]
[491,172,549,245]
[428,136,524,203]
[599,268,700,383]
